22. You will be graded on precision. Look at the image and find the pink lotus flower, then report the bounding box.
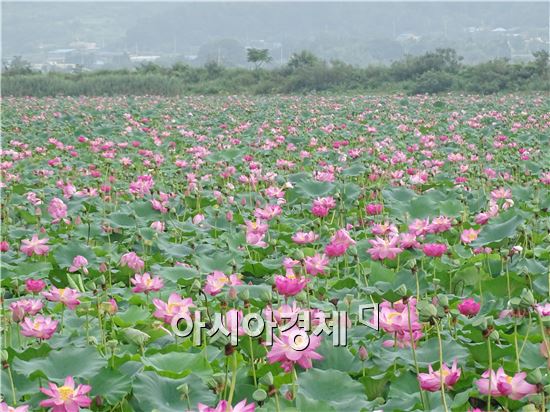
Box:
[25,278,46,293]
[254,204,282,221]
[418,360,461,391]
[203,271,242,296]
[311,196,336,218]
[129,174,154,197]
[267,328,323,372]
[477,367,538,400]
[535,303,550,317]
[476,368,506,397]
[423,243,448,257]
[274,273,309,297]
[0,241,9,252]
[304,253,329,276]
[39,376,91,411]
[371,222,398,236]
[245,220,268,248]
[150,221,165,232]
[120,251,145,273]
[461,228,480,244]
[291,231,319,244]
[376,298,423,348]
[0,402,29,412]
[48,197,68,223]
[10,299,43,322]
[365,203,383,216]
[68,255,88,274]
[152,293,194,324]
[426,216,452,234]
[398,233,420,249]
[475,212,491,225]
[20,234,49,257]
[368,236,403,260]
[457,298,481,317]
[197,399,255,412]
[193,214,205,225]
[131,273,164,294]
[408,218,430,236]
[20,315,58,340]
[42,287,81,310]
[263,302,302,325]
[490,187,512,200]
[325,229,355,257]
[224,309,246,336]
[497,370,538,400]
[102,298,118,315]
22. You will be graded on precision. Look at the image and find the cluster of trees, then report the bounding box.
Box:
[2,48,548,96]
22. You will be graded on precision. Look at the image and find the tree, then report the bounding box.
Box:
[3,56,33,75]
[287,51,320,71]
[532,50,549,78]
[247,48,272,69]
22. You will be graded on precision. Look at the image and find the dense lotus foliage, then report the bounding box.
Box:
[0,94,549,412]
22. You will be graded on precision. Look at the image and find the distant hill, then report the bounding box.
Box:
[2,2,548,65]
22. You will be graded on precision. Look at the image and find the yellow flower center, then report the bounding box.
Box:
[295,335,306,347]
[167,303,181,313]
[58,385,74,401]
[214,277,229,289]
[387,312,400,324]
[58,288,66,297]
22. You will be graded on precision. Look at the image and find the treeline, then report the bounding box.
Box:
[2,49,549,96]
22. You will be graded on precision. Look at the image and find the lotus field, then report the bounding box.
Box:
[1,94,550,412]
